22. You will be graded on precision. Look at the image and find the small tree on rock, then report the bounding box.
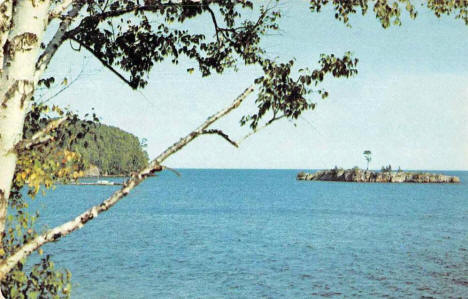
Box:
[363,150,372,170]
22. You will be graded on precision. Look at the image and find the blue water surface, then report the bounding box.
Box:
[26,170,468,298]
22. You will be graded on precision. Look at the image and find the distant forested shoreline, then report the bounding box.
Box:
[69,121,148,176]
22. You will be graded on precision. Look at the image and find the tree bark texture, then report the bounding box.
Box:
[0,0,51,245]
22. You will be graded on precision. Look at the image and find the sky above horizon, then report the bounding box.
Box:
[45,1,468,170]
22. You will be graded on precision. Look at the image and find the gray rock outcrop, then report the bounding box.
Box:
[297,169,460,183]
[83,165,100,177]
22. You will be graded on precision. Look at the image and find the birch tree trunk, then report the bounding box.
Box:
[0,0,50,245]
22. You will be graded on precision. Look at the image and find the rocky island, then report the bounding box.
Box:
[297,168,460,183]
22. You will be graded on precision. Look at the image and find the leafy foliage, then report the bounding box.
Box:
[1,181,72,298]
[0,104,93,298]
[67,0,280,88]
[1,108,147,297]
[309,0,416,27]
[64,0,359,129]
[13,104,92,204]
[2,212,72,298]
[242,52,358,129]
[309,0,468,28]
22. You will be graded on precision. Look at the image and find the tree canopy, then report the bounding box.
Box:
[0,0,466,297]
[363,150,372,170]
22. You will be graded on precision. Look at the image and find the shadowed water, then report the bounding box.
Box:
[27,170,468,298]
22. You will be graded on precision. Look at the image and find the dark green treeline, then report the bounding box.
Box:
[71,122,149,175]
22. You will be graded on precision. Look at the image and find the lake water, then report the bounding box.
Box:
[27,169,468,298]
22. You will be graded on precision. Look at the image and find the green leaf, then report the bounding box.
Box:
[29,291,39,299]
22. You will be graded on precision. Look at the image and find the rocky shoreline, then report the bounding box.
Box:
[297,168,460,183]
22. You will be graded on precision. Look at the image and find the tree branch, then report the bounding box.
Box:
[64,3,169,38]
[0,85,254,280]
[15,116,69,152]
[237,114,285,145]
[34,1,84,83]
[162,166,181,177]
[38,59,86,104]
[201,129,238,148]
[48,0,74,21]
[67,37,134,88]
[206,6,221,43]
[154,85,253,163]
[64,1,238,44]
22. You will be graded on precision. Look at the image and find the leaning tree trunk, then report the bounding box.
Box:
[0,0,50,246]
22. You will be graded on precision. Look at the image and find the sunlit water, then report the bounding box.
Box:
[25,170,468,298]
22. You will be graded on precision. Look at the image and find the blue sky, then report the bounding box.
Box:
[45,1,468,170]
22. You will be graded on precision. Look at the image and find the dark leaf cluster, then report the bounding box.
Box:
[65,0,279,88]
[242,52,358,129]
[310,0,468,27]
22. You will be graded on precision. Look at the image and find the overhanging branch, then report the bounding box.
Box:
[0,85,254,280]
[154,86,254,163]
[34,1,84,83]
[15,116,69,152]
[64,3,172,38]
[68,37,134,88]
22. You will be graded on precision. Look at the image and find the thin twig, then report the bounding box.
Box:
[68,37,134,88]
[162,166,181,177]
[38,59,86,105]
[237,115,285,145]
[202,129,238,148]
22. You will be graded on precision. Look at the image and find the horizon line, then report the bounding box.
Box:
[167,167,468,171]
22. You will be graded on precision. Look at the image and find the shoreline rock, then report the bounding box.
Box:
[83,165,100,177]
[297,169,460,183]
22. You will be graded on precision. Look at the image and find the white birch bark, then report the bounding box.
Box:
[0,0,13,72]
[0,0,51,244]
